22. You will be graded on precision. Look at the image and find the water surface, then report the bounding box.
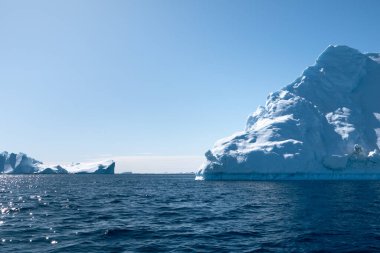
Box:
[0,174,379,252]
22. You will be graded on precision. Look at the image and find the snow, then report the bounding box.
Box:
[325,107,355,140]
[197,45,380,180]
[0,152,115,174]
[60,160,115,174]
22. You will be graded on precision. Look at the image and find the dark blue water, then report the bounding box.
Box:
[1,175,380,252]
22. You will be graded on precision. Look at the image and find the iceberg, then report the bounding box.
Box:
[197,45,380,180]
[0,151,115,174]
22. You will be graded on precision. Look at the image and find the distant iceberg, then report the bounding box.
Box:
[0,151,115,174]
[197,45,380,180]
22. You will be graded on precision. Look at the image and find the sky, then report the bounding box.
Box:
[1,0,380,173]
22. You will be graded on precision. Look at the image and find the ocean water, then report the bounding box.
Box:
[0,175,380,252]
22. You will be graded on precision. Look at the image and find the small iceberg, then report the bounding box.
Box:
[0,151,115,174]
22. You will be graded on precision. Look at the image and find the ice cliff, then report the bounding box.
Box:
[197,45,380,180]
[0,151,115,174]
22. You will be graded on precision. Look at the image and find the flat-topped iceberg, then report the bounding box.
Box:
[0,151,115,174]
[197,45,380,180]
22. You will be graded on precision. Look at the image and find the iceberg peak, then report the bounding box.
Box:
[318,45,364,62]
[294,45,368,93]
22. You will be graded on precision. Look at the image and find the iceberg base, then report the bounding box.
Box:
[196,173,380,181]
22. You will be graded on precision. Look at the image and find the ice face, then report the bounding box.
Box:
[198,45,380,180]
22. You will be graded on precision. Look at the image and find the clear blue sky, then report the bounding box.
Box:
[1,0,380,172]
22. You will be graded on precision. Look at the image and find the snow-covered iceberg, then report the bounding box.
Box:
[197,45,380,180]
[0,151,115,174]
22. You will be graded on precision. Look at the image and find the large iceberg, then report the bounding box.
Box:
[0,151,115,174]
[197,45,380,180]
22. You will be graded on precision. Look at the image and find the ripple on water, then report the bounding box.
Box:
[0,175,379,252]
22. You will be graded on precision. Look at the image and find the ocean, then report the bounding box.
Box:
[0,174,379,252]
